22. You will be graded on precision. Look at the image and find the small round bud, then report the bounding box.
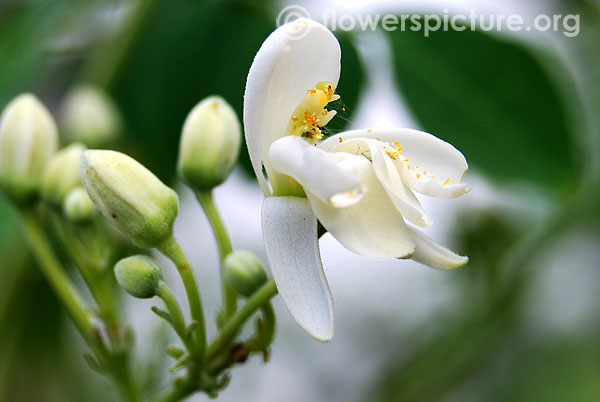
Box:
[43,143,86,206]
[0,94,58,204]
[224,250,268,298]
[114,255,163,298]
[61,85,122,147]
[63,187,96,223]
[81,150,179,249]
[178,96,241,190]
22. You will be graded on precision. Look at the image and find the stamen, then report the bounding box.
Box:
[285,81,339,141]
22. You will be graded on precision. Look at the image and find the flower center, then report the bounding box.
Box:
[285,81,340,141]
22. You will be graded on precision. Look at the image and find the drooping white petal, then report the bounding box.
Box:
[269,135,363,207]
[407,226,468,269]
[324,137,431,227]
[306,154,416,259]
[262,196,334,341]
[244,19,341,196]
[322,128,469,198]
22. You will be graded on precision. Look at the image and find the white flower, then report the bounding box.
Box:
[244,19,470,341]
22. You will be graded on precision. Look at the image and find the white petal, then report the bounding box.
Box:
[323,128,469,198]
[324,137,431,227]
[407,226,468,269]
[262,196,334,341]
[306,155,416,259]
[269,136,363,207]
[244,19,341,196]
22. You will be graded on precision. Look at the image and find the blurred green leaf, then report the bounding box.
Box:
[491,336,600,402]
[388,24,574,189]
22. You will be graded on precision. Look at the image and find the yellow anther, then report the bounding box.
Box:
[285,81,339,141]
[416,173,421,178]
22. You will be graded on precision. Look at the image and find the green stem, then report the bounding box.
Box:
[206,279,278,360]
[52,215,121,342]
[20,211,95,340]
[195,191,237,321]
[158,236,206,359]
[156,281,196,353]
[150,382,194,402]
[246,303,276,352]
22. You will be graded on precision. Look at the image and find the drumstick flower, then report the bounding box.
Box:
[244,19,470,341]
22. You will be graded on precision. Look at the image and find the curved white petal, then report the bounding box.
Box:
[407,226,468,269]
[262,196,334,341]
[269,136,363,207]
[244,19,341,196]
[324,137,431,227]
[322,128,469,198]
[306,155,416,259]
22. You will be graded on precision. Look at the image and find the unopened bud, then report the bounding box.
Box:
[0,94,58,204]
[63,187,96,223]
[43,143,86,206]
[114,255,163,298]
[224,250,267,298]
[178,96,241,190]
[61,85,121,147]
[81,150,179,248]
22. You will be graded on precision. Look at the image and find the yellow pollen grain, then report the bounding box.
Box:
[386,149,398,160]
[342,107,346,111]
[416,173,421,178]
[309,89,317,94]
[367,129,373,133]
[416,165,420,168]
[291,116,299,122]
[403,158,409,162]
[338,137,343,143]
[424,170,427,175]
[443,178,450,186]
[407,164,411,170]
[432,176,436,179]
[376,137,381,141]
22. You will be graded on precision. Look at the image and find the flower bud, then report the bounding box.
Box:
[81,150,179,249]
[224,250,268,298]
[61,85,121,147]
[178,96,241,190]
[0,94,58,204]
[114,255,163,298]
[63,187,96,223]
[43,143,86,206]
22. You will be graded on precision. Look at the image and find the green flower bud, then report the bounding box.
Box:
[63,187,96,223]
[0,94,58,204]
[178,96,241,190]
[224,250,268,298]
[114,255,163,298]
[43,143,86,206]
[81,150,179,249]
[61,85,122,147]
